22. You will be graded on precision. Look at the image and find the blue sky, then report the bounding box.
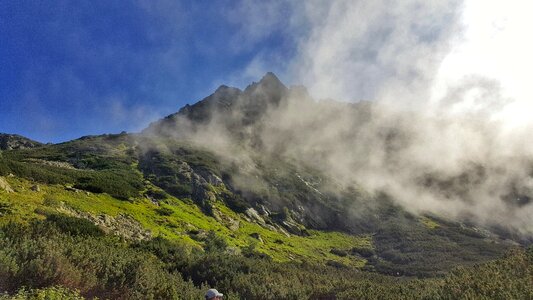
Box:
[0,1,296,143]
[1,1,481,144]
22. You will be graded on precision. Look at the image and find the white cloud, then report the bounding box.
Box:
[195,0,533,235]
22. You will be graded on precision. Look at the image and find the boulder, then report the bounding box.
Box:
[222,216,240,231]
[0,177,14,193]
[245,208,266,225]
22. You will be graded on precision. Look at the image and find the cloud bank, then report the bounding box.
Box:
[152,0,533,236]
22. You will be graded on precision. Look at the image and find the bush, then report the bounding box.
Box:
[0,286,84,300]
[155,206,174,216]
[45,214,104,237]
[202,231,228,253]
[351,246,375,258]
[0,221,203,299]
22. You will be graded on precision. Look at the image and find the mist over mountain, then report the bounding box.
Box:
[143,72,533,239]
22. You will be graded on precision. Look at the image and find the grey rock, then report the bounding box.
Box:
[27,159,76,169]
[259,205,271,216]
[0,177,14,193]
[0,133,42,150]
[245,208,266,225]
[197,169,224,186]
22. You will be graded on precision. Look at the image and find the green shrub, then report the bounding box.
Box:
[155,206,174,216]
[0,286,84,300]
[45,214,104,237]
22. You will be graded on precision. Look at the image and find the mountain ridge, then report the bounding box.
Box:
[0,73,529,287]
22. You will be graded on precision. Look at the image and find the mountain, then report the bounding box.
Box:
[145,72,291,136]
[0,133,42,150]
[0,73,531,298]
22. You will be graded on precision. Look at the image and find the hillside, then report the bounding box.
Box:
[0,134,42,151]
[0,73,531,299]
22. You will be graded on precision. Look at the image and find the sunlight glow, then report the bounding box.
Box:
[432,0,533,129]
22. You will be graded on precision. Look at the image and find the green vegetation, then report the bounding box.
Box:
[0,133,530,298]
[0,175,369,266]
[0,135,144,200]
[0,219,530,299]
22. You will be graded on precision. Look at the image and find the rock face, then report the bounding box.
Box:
[138,150,226,216]
[0,133,42,150]
[0,177,14,193]
[59,205,152,241]
[245,208,266,225]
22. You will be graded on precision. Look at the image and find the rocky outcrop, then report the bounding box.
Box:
[177,161,221,215]
[58,205,151,241]
[244,208,266,225]
[92,213,152,240]
[0,177,14,193]
[26,158,76,169]
[0,133,42,150]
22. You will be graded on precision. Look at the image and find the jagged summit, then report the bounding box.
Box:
[145,72,290,134]
[214,84,240,93]
[256,72,284,87]
[244,72,287,96]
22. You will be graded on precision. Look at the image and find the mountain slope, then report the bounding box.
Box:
[0,133,42,150]
[0,73,531,298]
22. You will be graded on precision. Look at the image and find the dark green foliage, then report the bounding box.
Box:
[45,214,104,237]
[0,219,530,299]
[145,189,167,200]
[0,221,203,299]
[139,150,195,199]
[351,246,375,258]
[155,206,174,216]
[220,189,250,213]
[73,169,143,200]
[0,160,73,184]
[369,215,509,277]
[434,247,533,299]
[345,197,512,277]
[132,237,191,273]
[0,286,84,299]
[0,136,144,200]
[330,248,349,257]
[202,230,228,253]
[187,253,253,288]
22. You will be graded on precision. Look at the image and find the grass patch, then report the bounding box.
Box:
[420,216,440,229]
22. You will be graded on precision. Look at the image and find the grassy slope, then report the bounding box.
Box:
[0,175,370,267]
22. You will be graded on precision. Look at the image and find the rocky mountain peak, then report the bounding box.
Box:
[144,72,290,134]
[244,72,287,96]
[259,72,283,86]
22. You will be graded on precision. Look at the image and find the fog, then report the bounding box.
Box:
[147,0,533,236]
